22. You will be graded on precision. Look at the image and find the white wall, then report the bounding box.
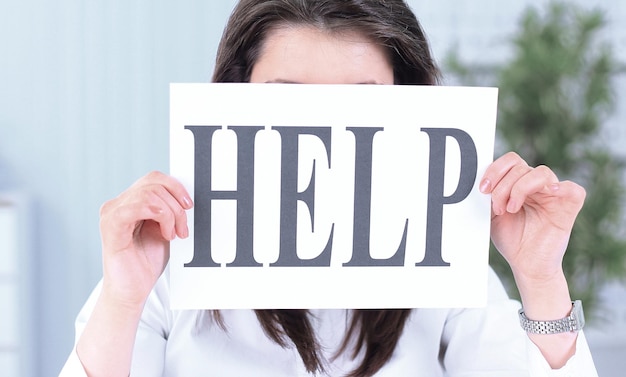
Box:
[0,1,238,374]
[0,0,623,375]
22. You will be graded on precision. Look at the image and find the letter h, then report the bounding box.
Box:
[184,125,263,267]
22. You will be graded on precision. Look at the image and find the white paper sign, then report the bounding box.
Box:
[170,83,497,309]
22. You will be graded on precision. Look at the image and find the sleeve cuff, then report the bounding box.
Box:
[526,331,598,377]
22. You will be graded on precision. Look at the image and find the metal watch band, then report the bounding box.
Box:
[518,300,585,334]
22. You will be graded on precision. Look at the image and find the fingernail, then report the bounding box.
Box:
[480,178,491,193]
[183,225,189,238]
[506,199,517,213]
[183,196,193,209]
[549,183,560,192]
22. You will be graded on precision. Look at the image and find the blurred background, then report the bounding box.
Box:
[0,0,624,376]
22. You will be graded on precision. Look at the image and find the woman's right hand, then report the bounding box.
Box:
[98,171,193,307]
[76,171,192,376]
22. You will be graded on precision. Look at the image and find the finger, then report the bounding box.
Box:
[490,163,534,215]
[504,165,559,213]
[102,190,177,248]
[134,188,180,241]
[480,152,527,194]
[148,183,189,239]
[132,171,193,210]
[547,180,587,214]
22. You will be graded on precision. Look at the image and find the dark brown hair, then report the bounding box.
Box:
[212,0,441,85]
[211,1,440,375]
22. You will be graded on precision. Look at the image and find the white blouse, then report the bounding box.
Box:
[60,268,598,376]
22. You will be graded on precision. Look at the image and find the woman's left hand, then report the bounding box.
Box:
[480,152,586,282]
[480,152,587,368]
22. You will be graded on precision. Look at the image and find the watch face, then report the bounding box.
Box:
[571,300,585,330]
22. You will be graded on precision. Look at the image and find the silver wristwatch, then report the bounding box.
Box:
[518,300,585,334]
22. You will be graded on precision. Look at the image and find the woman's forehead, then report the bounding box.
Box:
[250,26,394,85]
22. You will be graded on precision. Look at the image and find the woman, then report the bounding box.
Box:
[61,0,597,376]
